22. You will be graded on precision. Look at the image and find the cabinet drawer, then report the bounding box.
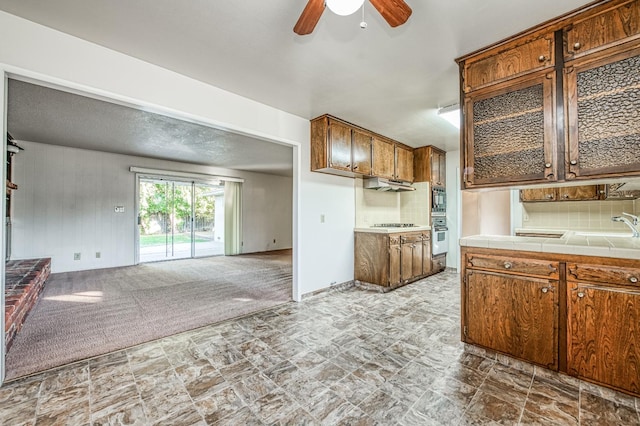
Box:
[567,263,640,287]
[463,34,554,92]
[565,0,640,60]
[466,253,559,279]
[401,234,423,244]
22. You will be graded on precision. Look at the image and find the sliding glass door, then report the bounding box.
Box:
[193,183,224,257]
[138,178,223,263]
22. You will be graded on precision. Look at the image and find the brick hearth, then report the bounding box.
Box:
[5,258,51,352]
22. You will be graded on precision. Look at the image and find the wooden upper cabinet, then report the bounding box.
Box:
[414,146,446,187]
[310,115,372,178]
[565,45,640,180]
[351,129,372,175]
[557,185,600,201]
[463,71,557,188]
[372,137,395,180]
[520,185,602,202]
[564,0,640,60]
[395,145,414,182]
[520,187,557,202]
[432,149,446,187]
[311,114,417,181]
[328,120,352,171]
[567,281,640,394]
[462,32,554,93]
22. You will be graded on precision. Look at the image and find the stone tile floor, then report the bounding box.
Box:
[1,271,639,425]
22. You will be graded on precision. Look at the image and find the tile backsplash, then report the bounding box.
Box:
[522,199,638,231]
[355,181,429,227]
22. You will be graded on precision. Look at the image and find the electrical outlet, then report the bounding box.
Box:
[96,252,101,258]
[74,253,81,260]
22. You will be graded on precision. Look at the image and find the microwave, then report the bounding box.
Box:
[432,187,446,213]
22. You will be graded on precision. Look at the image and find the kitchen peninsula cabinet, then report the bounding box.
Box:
[465,269,558,369]
[567,262,640,395]
[461,246,640,397]
[355,230,432,290]
[457,0,640,189]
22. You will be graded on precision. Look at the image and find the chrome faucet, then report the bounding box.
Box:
[612,215,640,237]
[622,212,639,225]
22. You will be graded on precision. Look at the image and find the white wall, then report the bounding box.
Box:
[12,141,293,273]
[0,11,356,296]
[462,189,512,237]
[446,149,460,270]
[354,181,430,227]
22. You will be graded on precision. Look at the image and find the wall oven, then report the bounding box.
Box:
[431,217,449,256]
[432,187,446,213]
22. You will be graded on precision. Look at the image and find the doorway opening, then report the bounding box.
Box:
[138,177,225,262]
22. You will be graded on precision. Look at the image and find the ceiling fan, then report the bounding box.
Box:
[294,0,412,35]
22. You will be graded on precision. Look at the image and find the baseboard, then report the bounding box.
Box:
[301,280,355,300]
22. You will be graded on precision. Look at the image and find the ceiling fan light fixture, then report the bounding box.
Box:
[326,0,365,16]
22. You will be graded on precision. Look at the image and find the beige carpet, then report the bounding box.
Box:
[5,251,292,379]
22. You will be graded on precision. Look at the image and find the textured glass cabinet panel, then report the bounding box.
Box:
[472,84,546,181]
[575,54,640,171]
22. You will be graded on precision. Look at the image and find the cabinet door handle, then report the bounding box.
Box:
[545,194,553,199]
[353,165,358,170]
[538,55,546,62]
[541,287,549,293]
[504,262,512,269]
[577,291,585,298]
[545,163,551,168]
[630,276,639,283]
[562,194,569,199]
[570,160,577,165]
[573,42,581,50]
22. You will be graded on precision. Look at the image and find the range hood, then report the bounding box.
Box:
[363,177,415,192]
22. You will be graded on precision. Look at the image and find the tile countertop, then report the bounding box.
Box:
[354,225,431,234]
[460,231,640,260]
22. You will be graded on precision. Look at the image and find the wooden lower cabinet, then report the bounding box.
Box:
[567,281,640,395]
[431,254,446,273]
[462,247,640,397]
[465,270,558,369]
[355,231,437,289]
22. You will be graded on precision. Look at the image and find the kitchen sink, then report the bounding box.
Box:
[573,231,634,238]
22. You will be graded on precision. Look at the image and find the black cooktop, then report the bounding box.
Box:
[372,223,415,228]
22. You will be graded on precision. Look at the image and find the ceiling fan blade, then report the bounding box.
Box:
[294,0,326,35]
[369,0,412,27]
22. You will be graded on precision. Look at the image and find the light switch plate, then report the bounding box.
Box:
[115,206,125,213]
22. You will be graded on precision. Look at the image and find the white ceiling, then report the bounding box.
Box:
[7,79,294,176]
[0,0,591,158]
